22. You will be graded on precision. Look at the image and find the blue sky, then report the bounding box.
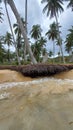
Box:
[0,0,73,55]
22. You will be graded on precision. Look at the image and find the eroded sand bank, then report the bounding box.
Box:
[0,69,73,83]
[0,69,73,94]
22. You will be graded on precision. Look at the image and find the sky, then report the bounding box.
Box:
[0,0,73,55]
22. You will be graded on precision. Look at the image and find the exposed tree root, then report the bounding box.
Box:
[0,64,73,78]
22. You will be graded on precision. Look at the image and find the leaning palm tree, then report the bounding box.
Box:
[41,0,65,63]
[46,22,58,63]
[4,0,21,64]
[13,21,21,55]
[13,18,27,62]
[0,0,37,64]
[13,18,25,55]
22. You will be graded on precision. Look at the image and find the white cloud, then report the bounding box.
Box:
[0,0,73,54]
[0,0,73,35]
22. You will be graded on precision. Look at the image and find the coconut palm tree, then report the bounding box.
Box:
[13,22,21,55]
[65,26,73,61]
[30,24,42,41]
[41,0,65,63]
[0,36,6,63]
[67,0,73,11]
[4,32,13,62]
[4,0,21,64]
[49,50,53,57]
[41,0,64,19]
[65,36,72,55]
[8,0,37,64]
[30,24,42,59]
[13,18,25,55]
[0,0,37,64]
[65,40,72,56]
[46,22,58,63]
[31,36,46,62]
[56,37,64,61]
[38,36,47,59]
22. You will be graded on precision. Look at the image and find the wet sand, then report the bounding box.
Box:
[0,69,73,82]
[0,69,73,130]
[0,70,32,83]
[54,69,73,80]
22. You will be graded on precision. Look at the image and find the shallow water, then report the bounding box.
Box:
[0,70,73,130]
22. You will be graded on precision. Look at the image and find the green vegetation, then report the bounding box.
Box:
[0,0,73,65]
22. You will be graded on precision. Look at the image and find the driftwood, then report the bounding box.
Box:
[0,64,73,78]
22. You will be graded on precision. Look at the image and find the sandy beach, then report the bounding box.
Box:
[0,69,73,130]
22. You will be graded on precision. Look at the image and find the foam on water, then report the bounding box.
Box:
[0,77,73,90]
[0,70,73,130]
[0,92,10,100]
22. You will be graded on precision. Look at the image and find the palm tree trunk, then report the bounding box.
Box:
[70,49,73,62]
[55,14,65,63]
[8,45,10,62]
[53,41,55,64]
[7,0,37,64]
[25,0,27,33]
[4,0,21,65]
[23,0,27,62]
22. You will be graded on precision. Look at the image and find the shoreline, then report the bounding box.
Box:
[0,69,73,84]
[0,64,73,78]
